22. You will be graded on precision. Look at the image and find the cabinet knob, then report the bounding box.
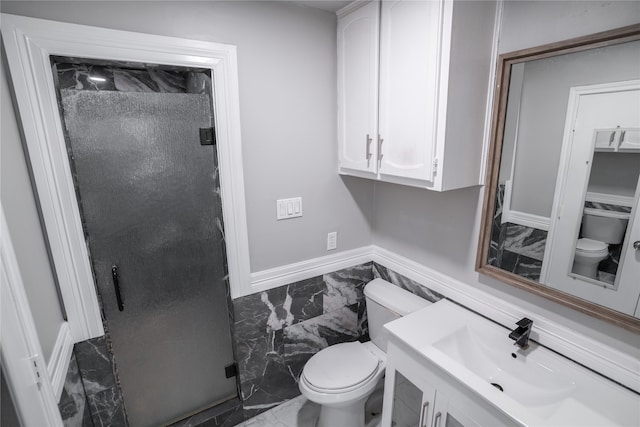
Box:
[634,241,640,251]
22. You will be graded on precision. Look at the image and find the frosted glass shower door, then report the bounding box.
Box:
[60,89,236,426]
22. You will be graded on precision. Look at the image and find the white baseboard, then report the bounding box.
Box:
[370,245,639,393]
[47,322,74,401]
[248,246,374,296]
[503,210,550,231]
[586,191,634,207]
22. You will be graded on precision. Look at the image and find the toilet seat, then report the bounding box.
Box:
[301,342,380,393]
[576,238,609,256]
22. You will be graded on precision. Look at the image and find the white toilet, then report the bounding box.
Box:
[573,207,629,279]
[299,278,431,427]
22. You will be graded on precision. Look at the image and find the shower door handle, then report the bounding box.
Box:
[112,265,124,311]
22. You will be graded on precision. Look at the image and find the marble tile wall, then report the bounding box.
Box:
[53,61,212,95]
[58,336,127,427]
[74,336,127,427]
[58,352,93,427]
[372,263,444,304]
[231,263,374,413]
[489,184,547,282]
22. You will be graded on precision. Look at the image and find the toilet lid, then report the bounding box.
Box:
[302,342,379,391]
[576,238,608,253]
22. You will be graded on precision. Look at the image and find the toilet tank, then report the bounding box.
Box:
[582,207,629,244]
[364,278,431,352]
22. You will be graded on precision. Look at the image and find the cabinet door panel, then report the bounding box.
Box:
[378,0,441,181]
[391,371,428,427]
[432,390,512,427]
[338,1,379,174]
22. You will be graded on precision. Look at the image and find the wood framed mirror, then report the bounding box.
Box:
[477,24,640,333]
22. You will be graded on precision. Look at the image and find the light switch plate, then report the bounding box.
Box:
[277,197,302,220]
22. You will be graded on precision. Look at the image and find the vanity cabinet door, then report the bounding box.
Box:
[388,370,435,427]
[337,0,380,176]
[382,342,436,427]
[431,391,511,427]
[383,341,514,427]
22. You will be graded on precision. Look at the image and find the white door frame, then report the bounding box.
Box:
[1,13,250,397]
[542,80,640,313]
[1,205,63,426]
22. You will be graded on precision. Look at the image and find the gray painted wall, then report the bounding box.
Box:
[1,46,64,362]
[510,40,640,217]
[0,0,374,274]
[372,0,640,355]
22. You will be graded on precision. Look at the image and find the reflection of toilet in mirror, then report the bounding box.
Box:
[573,207,629,281]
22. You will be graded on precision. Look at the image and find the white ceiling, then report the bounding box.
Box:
[291,1,352,13]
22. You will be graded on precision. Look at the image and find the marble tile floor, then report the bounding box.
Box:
[236,393,383,427]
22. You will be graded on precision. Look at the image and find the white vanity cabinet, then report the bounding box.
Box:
[381,339,514,427]
[337,0,497,191]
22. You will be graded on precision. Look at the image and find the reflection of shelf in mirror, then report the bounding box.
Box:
[593,127,640,152]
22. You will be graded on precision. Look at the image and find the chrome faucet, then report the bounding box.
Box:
[509,318,533,349]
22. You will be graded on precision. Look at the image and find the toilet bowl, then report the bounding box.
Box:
[573,207,629,280]
[299,279,430,427]
[299,341,385,427]
[572,238,609,279]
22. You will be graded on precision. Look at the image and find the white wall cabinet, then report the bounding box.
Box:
[381,340,514,427]
[337,0,496,191]
[594,128,640,152]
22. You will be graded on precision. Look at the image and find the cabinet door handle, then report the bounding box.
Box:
[418,401,429,427]
[366,134,373,160]
[433,411,442,427]
[620,130,626,143]
[377,135,384,167]
[112,265,124,311]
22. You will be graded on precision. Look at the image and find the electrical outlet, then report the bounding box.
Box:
[327,231,337,251]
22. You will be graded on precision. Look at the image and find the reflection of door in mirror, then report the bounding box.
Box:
[544,81,640,316]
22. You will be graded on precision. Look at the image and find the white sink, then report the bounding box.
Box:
[433,323,576,412]
[384,300,640,426]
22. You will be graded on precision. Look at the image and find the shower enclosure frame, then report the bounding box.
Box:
[1,12,250,411]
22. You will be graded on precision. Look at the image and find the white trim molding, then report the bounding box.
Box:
[0,14,251,328]
[0,206,63,426]
[586,191,635,207]
[249,246,374,296]
[502,210,550,231]
[478,0,504,186]
[47,323,74,400]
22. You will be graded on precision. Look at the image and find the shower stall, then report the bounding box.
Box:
[52,58,237,426]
